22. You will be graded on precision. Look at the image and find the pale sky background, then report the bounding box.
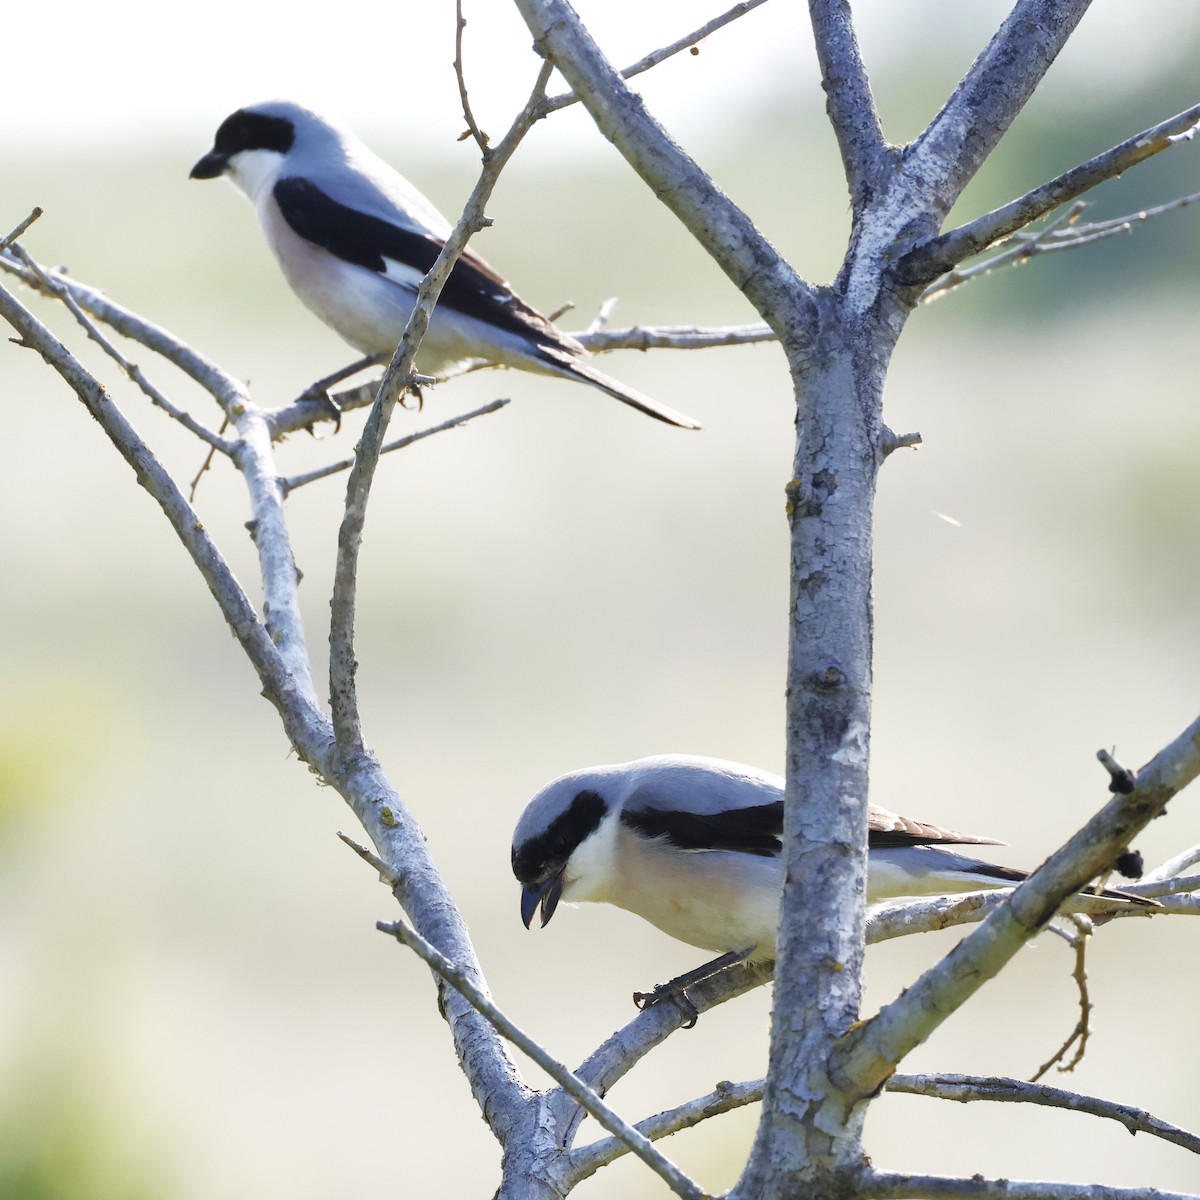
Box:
[4,4,1200,1199]
[8,0,1199,155]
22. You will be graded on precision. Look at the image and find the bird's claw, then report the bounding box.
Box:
[297,387,343,436]
[633,985,699,1028]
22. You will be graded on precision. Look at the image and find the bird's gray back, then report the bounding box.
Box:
[247,100,451,239]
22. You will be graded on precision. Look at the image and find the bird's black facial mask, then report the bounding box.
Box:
[512,787,607,930]
[190,108,296,179]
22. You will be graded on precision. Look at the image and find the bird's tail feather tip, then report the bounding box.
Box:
[566,360,702,430]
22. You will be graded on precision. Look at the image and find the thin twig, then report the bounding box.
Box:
[922,200,1087,303]
[280,399,509,495]
[901,103,1200,285]
[189,416,231,502]
[376,915,708,1200]
[337,831,399,886]
[0,281,298,712]
[576,321,776,353]
[887,1073,1200,1156]
[833,712,1200,1100]
[540,0,771,115]
[8,246,236,456]
[454,0,490,150]
[0,251,249,419]
[0,208,42,252]
[1029,915,1092,1081]
[569,1077,765,1183]
[1140,843,1200,884]
[584,296,619,335]
[548,960,773,1149]
[326,61,553,753]
[264,321,777,438]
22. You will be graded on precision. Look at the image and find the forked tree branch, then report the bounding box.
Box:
[0,243,535,1157]
[901,105,1200,285]
[567,1062,1200,1179]
[547,960,773,1148]
[922,190,1200,302]
[0,282,313,724]
[375,912,706,1200]
[569,1077,767,1183]
[514,0,815,347]
[7,244,237,455]
[831,721,1200,1100]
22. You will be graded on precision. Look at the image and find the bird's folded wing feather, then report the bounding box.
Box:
[868,803,1006,848]
[620,801,783,857]
[618,796,1007,858]
[273,176,568,346]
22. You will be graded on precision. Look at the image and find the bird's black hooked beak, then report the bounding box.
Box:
[189,150,228,180]
[520,870,564,929]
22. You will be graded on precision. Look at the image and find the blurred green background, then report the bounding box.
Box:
[3,2,1199,1196]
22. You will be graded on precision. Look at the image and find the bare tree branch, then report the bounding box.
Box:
[0,251,250,419]
[280,400,509,495]
[831,715,1200,1100]
[1141,843,1200,884]
[3,237,536,1160]
[569,1077,767,1183]
[864,886,1169,943]
[1028,915,1092,1081]
[807,0,889,213]
[904,0,1095,218]
[7,244,237,455]
[454,0,490,150]
[376,915,707,1200]
[263,320,778,439]
[326,61,553,753]
[0,282,305,716]
[1131,872,1200,897]
[548,961,773,1149]
[920,200,1089,302]
[1,207,42,251]
[514,0,816,346]
[575,321,776,352]
[902,105,1200,285]
[866,1171,1200,1200]
[540,0,772,116]
[887,1073,1200,1157]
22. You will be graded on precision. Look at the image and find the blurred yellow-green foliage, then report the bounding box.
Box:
[2,3,1199,1197]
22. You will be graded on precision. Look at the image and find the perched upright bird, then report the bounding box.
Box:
[190,101,699,428]
[512,755,1152,1012]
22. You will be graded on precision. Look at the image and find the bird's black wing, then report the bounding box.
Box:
[621,801,783,858]
[273,176,560,343]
